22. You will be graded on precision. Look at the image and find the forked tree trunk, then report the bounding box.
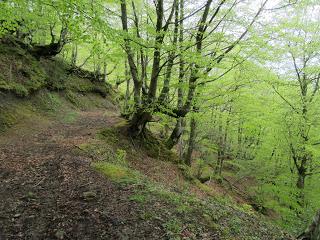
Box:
[128,109,152,136]
[31,27,68,58]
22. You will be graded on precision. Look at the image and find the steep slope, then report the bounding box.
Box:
[0,42,294,239]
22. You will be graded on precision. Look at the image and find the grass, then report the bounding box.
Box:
[0,94,36,132]
[83,128,288,240]
[129,193,148,203]
[92,162,140,184]
[74,122,287,240]
[0,42,46,97]
[162,219,183,239]
[62,111,79,123]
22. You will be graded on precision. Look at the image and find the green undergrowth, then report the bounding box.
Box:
[0,40,115,131]
[0,93,36,132]
[97,127,179,163]
[0,40,112,99]
[81,127,289,240]
[0,88,115,132]
[93,157,287,239]
[92,162,141,184]
[0,43,46,96]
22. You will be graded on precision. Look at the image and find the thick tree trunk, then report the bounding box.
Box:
[31,27,67,58]
[166,118,183,149]
[185,116,196,166]
[128,109,152,136]
[297,171,306,189]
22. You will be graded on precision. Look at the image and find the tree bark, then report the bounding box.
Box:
[158,0,179,103]
[166,0,186,149]
[31,27,68,58]
[120,0,141,108]
[71,44,78,68]
[185,115,197,166]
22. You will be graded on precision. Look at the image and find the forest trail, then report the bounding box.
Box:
[0,109,167,240]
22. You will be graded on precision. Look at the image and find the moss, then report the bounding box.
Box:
[0,43,46,97]
[62,111,79,123]
[65,90,112,110]
[65,90,84,108]
[92,162,140,184]
[0,108,17,131]
[33,91,63,112]
[41,59,68,90]
[65,75,93,92]
[178,164,195,181]
[129,193,148,203]
[136,131,178,162]
[98,128,119,144]
[91,84,109,98]
[0,79,28,97]
[0,96,35,132]
[195,180,216,196]
[162,219,183,239]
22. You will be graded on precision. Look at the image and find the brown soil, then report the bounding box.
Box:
[0,109,171,240]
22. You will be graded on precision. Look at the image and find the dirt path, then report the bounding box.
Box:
[0,110,166,240]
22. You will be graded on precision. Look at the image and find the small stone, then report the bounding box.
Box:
[55,229,65,239]
[26,191,36,199]
[83,191,97,200]
[13,213,21,218]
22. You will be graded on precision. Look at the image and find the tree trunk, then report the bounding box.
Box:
[123,60,130,113]
[120,0,142,108]
[31,27,68,58]
[166,0,185,149]
[71,44,78,68]
[297,171,306,189]
[158,0,179,103]
[128,109,152,136]
[215,113,224,175]
[103,61,107,82]
[166,118,183,149]
[185,116,196,166]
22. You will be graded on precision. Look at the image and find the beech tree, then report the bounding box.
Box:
[119,0,269,139]
[268,4,320,189]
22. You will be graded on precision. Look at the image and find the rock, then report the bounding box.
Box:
[83,191,97,200]
[55,229,65,239]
